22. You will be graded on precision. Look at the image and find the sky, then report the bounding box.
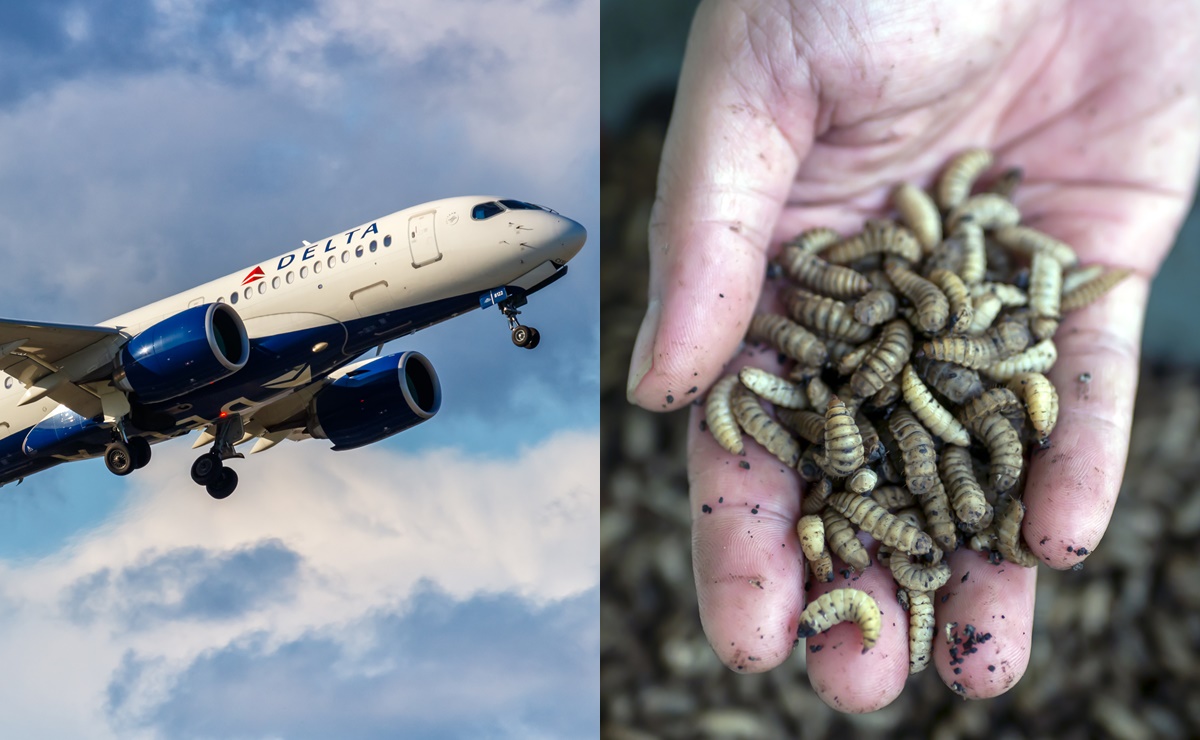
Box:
[0,0,598,737]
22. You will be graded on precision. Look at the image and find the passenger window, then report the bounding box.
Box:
[327,256,336,268]
[244,287,252,300]
[231,292,238,304]
[355,245,364,258]
[286,271,295,284]
[258,282,266,294]
[341,251,350,263]
[300,266,309,279]
[472,201,504,220]
[314,260,323,274]
[272,276,281,289]
[384,235,392,247]
[370,240,377,252]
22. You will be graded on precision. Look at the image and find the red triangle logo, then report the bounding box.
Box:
[241,266,266,285]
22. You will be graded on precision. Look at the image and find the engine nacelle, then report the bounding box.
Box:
[23,406,106,457]
[309,351,441,450]
[114,303,250,404]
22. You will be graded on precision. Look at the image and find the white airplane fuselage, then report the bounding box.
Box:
[0,195,586,490]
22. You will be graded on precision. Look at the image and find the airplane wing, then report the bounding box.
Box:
[0,318,126,416]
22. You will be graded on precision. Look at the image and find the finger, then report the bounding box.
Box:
[1022,272,1149,569]
[933,548,1036,698]
[803,550,910,713]
[626,0,814,412]
[688,345,804,673]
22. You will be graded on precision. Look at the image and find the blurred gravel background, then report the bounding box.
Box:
[601,2,1200,736]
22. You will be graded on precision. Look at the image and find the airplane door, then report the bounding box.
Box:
[408,211,442,268]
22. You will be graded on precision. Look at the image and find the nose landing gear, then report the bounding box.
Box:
[499,296,540,350]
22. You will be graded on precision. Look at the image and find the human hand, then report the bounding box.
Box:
[626,0,1200,711]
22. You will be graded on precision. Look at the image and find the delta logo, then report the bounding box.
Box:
[241,266,266,285]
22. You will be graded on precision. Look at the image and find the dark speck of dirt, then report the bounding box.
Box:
[718,497,724,503]
[699,420,708,432]
[739,461,751,470]
[1040,536,1050,545]
[840,568,852,580]
[665,394,674,404]
[988,665,996,672]
[719,292,726,297]
[1066,545,1073,553]
[751,507,759,515]
[809,644,823,653]
[961,571,970,583]
[702,504,712,514]
[1077,547,1089,555]
[954,667,962,675]
[687,386,698,395]
[1073,563,1084,571]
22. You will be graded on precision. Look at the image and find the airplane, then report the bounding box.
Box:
[0,196,586,499]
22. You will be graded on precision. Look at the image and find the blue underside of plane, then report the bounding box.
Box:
[0,268,563,486]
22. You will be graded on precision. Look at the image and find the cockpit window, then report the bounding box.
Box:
[472,201,505,220]
[499,199,539,210]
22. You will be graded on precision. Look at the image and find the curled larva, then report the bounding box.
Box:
[797,514,834,583]
[705,374,744,456]
[870,374,904,408]
[796,587,882,653]
[922,319,1031,369]
[784,226,841,255]
[967,292,1004,334]
[887,406,939,497]
[731,385,802,467]
[919,478,958,553]
[836,341,873,376]
[824,397,865,476]
[798,447,826,484]
[886,258,950,334]
[973,413,1023,494]
[992,225,1079,268]
[901,588,935,675]
[1009,372,1059,441]
[806,375,833,410]
[982,338,1057,380]
[1060,267,1133,312]
[939,444,992,532]
[780,247,872,299]
[995,496,1039,568]
[959,387,1025,433]
[1028,251,1063,340]
[738,366,808,409]
[890,553,953,591]
[901,363,971,446]
[871,484,917,511]
[821,219,922,264]
[847,467,879,494]
[783,289,876,343]
[849,319,913,397]
[828,492,934,556]
[914,357,984,405]
[929,268,973,333]
[853,289,899,326]
[822,507,871,571]
[936,148,993,211]
[748,313,829,367]
[968,526,999,557]
[892,182,942,251]
[776,408,827,446]
[946,194,1021,231]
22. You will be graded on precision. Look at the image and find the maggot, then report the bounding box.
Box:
[939,444,992,532]
[797,514,834,583]
[995,495,1040,568]
[705,374,744,456]
[1028,251,1062,341]
[1009,372,1059,441]
[783,288,876,344]
[972,412,1023,494]
[992,224,1079,268]
[901,363,971,446]
[779,247,872,299]
[796,587,883,653]
[922,319,1031,370]
[982,338,1058,380]
[747,313,829,367]
[849,319,913,397]
[823,507,871,572]
[821,219,923,265]
[731,385,802,467]
[824,397,865,477]
[1060,266,1133,312]
[892,182,942,251]
[946,193,1020,231]
[828,492,934,556]
[901,588,935,675]
[887,406,940,497]
[886,258,949,334]
[738,366,808,409]
[936,148,993,211]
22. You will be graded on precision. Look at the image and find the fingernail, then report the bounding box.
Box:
[626,298,660,404]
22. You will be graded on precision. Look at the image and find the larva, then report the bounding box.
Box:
[936,148,993,211]
[797,514,834,583]
[981,338,1057,380]
[747,313,829,367]
[705,374,744,456]
[828,492,934,556]
[973,413,1023,494]
[901,363,971,446]
[887,406,939,497]
[892,182,942,251]
[796,588,882,653]
[966,292,1004,334]
[822,507,871,571]
[1060,267,1133,312]
[1061,264,1106,295]
[776,408,827,446]
[1008,372,1059,441]
[847,467,879,494]
[919,478,958,553]
[939,444,992,532]
[914,357,984,405]
[885,258,950,334]
[783,289,876,343]
[801,475,833,514]
[853,289,899,326]
[928,268,973,333]
[871,484,917,511]
[969,281,1028,307]
[1028,251,1062,341]
[798,446,826,484]
[870,374,904,408]
[968,526,999,557]
[824,397,865,476]
[954,219,986,285]
[855,412,885,464]
[738,366,808,409]
[946,193,1020,231]
[922,319,1031,369]
[784,226,841,255]
[923,235,965,278]
[900,588,935,675]
[780,248,872,299]
[849,319,913,397]
[890,553,953,592]
[806,375,833,411]
[992,225,1079,268]
[995,496,1039,568]
[821,219,922,265]
[731,385,802,467]
[958,387,1025,433]
[985,166,1023,199]
[836,341,872,376]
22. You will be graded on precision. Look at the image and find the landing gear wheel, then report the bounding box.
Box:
[129,437,152,470]
[512,325,531,347]
[190,452,223,486]
[206,468,238,500]
[525,327,540,350]
[104,441,135,477]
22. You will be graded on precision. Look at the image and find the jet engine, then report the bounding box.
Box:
[114,303,250,404]
[308,351,441,450]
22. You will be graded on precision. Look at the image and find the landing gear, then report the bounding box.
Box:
[129,437,152,470]
[190,416,244,499]
[104,440,135,476]
[500,296,540,350]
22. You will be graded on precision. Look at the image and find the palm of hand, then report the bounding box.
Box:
[669,0,1200,713]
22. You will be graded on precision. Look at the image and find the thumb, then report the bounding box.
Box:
[625,0,813,411]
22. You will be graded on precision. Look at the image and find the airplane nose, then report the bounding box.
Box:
[553,217,587,262]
